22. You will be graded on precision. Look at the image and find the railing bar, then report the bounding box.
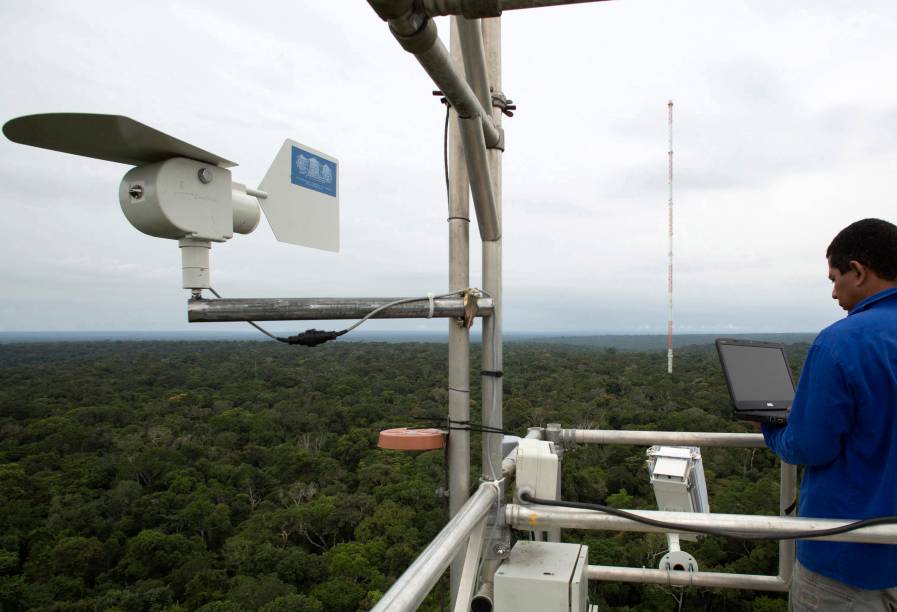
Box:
[453,517,488,612]
[587,565,788,592]
[507,504,897,545]
[567,428,766,448]
[372,483,499,611]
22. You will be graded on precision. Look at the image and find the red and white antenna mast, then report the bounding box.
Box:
[667,100,674,374]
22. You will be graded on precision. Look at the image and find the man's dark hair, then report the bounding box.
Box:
[827,218,897,280]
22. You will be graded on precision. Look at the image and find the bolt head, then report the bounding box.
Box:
[197,167,213,184]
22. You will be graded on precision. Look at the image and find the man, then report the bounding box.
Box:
[763,218,897,610]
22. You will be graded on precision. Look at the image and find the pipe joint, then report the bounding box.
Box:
[488,126,505,151]
[390,16,438,53]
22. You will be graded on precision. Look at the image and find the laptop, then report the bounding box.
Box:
[715,338,795,424]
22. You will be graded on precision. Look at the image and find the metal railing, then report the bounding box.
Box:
[372,427,897,610]
[371,482,501,612]
[560,428,796,592]
[360,2,894,610]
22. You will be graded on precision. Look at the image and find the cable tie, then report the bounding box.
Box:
[427,292,435,319]
[483,477,505,496]
[481,370,503,378]
[785,499,798,516]
[447,216,470,222]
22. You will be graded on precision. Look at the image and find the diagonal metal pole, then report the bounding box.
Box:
[453,517,488,612]
[447,16,472,607]
[480,16,504,488]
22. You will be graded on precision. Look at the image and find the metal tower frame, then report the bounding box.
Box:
[188,1,897,610]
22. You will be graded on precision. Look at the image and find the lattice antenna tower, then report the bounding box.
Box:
[667,100,674,374]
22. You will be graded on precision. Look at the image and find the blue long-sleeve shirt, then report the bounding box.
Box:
[763,286,897,589]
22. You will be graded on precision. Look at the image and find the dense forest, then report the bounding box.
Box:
[0,339,809,611]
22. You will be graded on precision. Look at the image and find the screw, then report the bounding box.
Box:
[128,184,144,200]
[197,168,213,184]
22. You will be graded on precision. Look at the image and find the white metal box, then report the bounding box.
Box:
[515,438,560,502]
[646,445,709,542]
[494,541,589,612]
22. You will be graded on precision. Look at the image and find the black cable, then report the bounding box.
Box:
[443,100,450,209]
[408,416,515,436]
[204,291,467,347]
[520,493,897,541]
[208,287,288,343]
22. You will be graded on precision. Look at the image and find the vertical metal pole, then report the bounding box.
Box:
[779,461,797,587]
[667,100,674,375]
[448,17,472,607]
[481,17,503,482]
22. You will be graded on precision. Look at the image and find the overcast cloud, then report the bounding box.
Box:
[1,1,896,335]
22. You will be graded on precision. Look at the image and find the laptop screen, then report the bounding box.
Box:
[718,343,795,403]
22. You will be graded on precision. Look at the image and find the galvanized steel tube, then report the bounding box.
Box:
[568,428,766,448]
[506,505,897,544]
[188,296,493,323]
[480,16,504,484]
[779,461,797,583]
[371,483,500,612]
[457,16,500,242]
[457,18,492,116]
[587,565,788,592]
[382,13,500,147]
[447,18,472,606]
[458,117,500,241]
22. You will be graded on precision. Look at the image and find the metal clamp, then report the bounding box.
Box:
[491,91,516,117]
[461,288,481,328]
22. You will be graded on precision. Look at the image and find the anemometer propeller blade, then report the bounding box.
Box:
[2,113,236,168]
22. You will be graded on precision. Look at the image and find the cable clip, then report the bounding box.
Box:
[433,89,450,107]
[426,292,436,319]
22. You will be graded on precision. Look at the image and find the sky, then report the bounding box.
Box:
[1,1,896,335]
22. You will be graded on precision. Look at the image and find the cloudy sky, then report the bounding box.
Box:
[1,1,895,335]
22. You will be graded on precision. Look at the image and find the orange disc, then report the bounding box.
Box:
[378,428,445,451]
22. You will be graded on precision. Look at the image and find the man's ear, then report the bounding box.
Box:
[850,260,868,286]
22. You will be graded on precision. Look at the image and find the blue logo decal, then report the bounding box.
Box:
[291,146,337,197]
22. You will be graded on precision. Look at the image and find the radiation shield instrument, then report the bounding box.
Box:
[2,113,339,291]
[647,445,709,573]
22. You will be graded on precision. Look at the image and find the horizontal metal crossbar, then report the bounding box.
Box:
[506,504,897,545]
[187,296,493,322]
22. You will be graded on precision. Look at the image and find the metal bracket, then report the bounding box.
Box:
[482,512,512,560]
[559,427,578,453]
[491,91,516,117]
[487,126,505,151]
[462,288,481,328]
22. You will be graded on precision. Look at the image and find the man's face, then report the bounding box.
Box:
[828,258,861,311]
